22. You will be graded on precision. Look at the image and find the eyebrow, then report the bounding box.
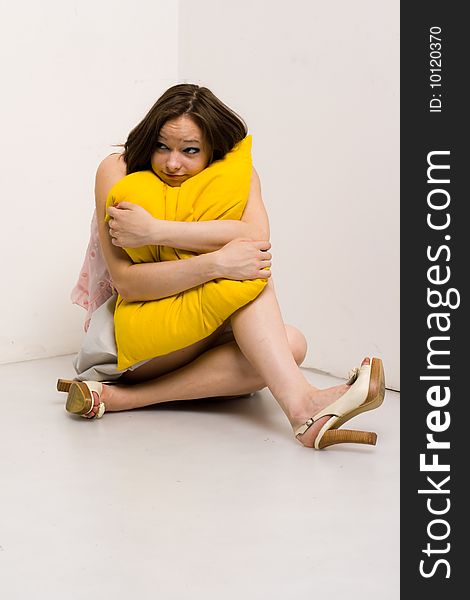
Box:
[158,135,201,144]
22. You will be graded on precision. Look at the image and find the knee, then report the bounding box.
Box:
[285,325,308,366]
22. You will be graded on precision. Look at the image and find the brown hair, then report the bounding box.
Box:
[122,84,248,174]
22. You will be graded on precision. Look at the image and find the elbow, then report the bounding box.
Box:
[112,279,133,303]
[118,289,133,303]
[119,285,143,303]
[116,287,131,303]
[114,280,159,303]
[110,264,138,302]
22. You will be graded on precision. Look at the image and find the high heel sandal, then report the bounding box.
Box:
[57,379,106,419]
[294,357,385,449]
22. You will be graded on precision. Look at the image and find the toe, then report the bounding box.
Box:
[85,392,100,418]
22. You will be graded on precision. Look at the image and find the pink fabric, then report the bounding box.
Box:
[70,209,116,331]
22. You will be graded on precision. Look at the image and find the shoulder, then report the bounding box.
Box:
[95,153,127,211]
[95,153,127,192]
[97,152,127,179]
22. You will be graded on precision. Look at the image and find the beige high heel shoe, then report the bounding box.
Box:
[294,357,385,449]
[57,379,106,419]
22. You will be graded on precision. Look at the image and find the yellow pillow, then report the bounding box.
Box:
[106,135,267,369]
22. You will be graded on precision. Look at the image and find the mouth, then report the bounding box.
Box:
[163,172,185,178]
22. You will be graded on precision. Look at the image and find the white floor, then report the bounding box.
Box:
[0,354,399,600]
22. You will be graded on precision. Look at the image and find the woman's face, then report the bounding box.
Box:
[151,115,211,187]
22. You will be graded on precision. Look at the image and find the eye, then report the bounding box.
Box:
[155,142,168,150]
[184,147,200,154]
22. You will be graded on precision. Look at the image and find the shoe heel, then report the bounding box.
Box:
[318,429,377,449]
[57,378,74,392]
[65,382,93,416]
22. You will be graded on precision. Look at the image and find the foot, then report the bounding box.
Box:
[293,357,371,448]
[82,385,112,419]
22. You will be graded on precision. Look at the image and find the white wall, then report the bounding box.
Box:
[1,0,399,391]
[0,1,178,363]
[178,0,400,389]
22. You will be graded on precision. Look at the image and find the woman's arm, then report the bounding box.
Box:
[96,156,271,302]
[107,167,270,252]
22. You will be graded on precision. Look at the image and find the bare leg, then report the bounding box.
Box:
[84,278,362,447]
[84,322,307,414]
[229,278,366,447]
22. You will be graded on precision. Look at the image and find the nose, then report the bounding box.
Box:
[166,151,182,173]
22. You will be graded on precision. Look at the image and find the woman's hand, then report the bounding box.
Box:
[213,238,272,280]
[107,202,160,248]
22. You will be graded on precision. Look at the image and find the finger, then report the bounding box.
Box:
[260,260,272,268]
[254,241,271,251]
[116,201,134,210]
[260,251,272,260]
[258,269,271,278]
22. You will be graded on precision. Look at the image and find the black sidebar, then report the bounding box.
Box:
[401,2,467,597]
